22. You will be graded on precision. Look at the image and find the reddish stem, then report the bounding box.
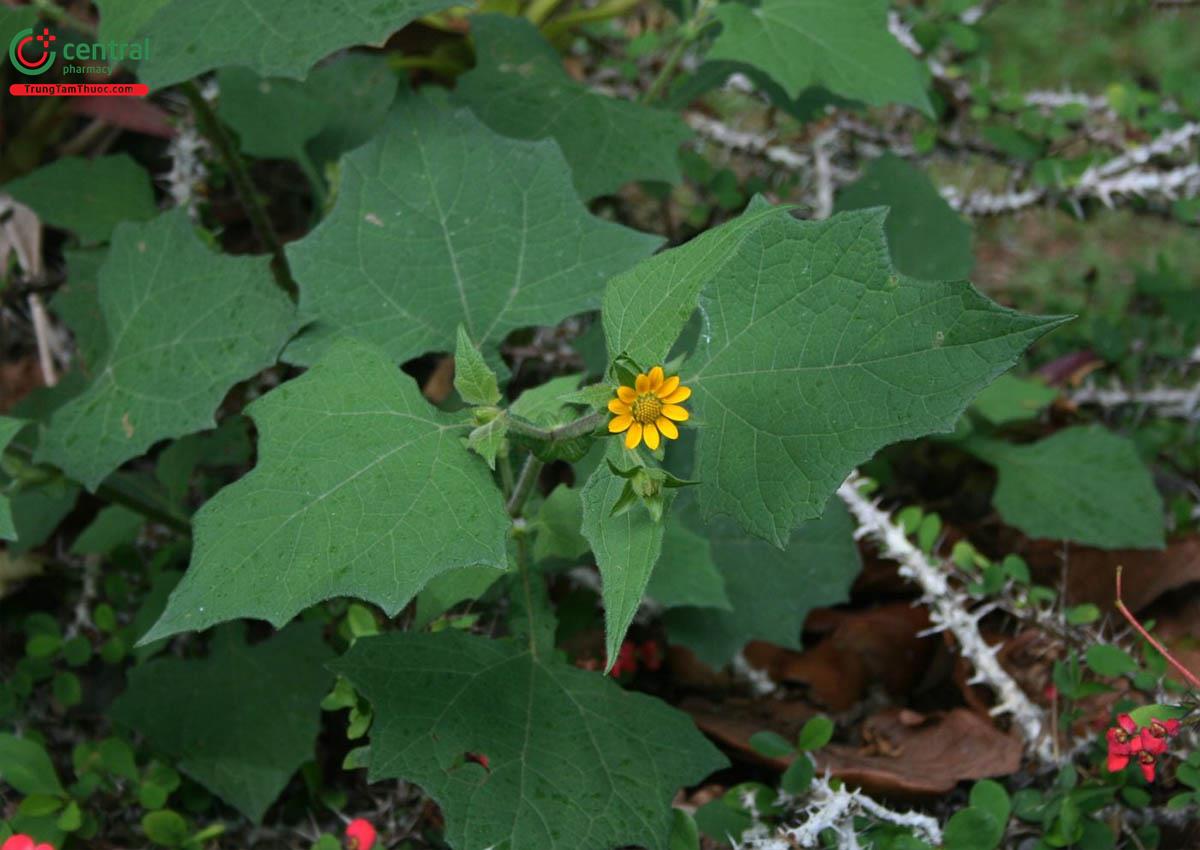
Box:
[1115,566,1200,690]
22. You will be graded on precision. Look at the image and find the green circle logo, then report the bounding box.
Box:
[9,26,57,76]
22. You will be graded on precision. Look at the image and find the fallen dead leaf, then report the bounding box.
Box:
[1047,535,1200,613]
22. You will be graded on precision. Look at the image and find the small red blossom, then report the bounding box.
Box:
[639,640,663,672]
[2,836,54,850]
[609,641,639,677]
[1137,748,1158,782]
[1147,717,1181,739]
[1105,714,1140,772]
[465,751,491,771]
[345,818,377,850]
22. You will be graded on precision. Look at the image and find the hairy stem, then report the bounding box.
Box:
[181,83,298,299]
[641,0,716,104]
[505,410,606,445]
[506,453,545,518]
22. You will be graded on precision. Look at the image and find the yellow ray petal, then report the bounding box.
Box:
[648,366,664,391]
[662,386,691,404]
[625,422,643,449]
[656,375,680,398]
[608,414,633,433]
[635,373,650,393]
[642,422,660,450]
[656,416,678,440]
[617,385,637,404]
[608,398,631,415]
[661,404,689,422]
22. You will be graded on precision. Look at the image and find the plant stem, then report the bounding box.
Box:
[505,410,606,445]
[542,0,642,37]
[1115,565,1200,690]
[506,453,545,518]
[524,0,569,26]
[641,0,717,104]
[31,0,95,35]
[181,82,298,299]
[3,444,191,535]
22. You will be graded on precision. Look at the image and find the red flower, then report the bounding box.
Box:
[1137,748,1158,782]
[639,640,663,672]
[1105,714,1139,772]
[1137,727,1169,757]
[609,641,639,677]
[345,818,377,850]
[1147,717,1181,740]
[1,836,54,850]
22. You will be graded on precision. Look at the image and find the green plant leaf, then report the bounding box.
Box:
[581,444,672,668]
[285,92,659,366]
[665,499,860,666]
[680,205,1064,544]
[833,154,973,280]
[141,809,189,847]
[965,426,1164,549]
[645,511,731,611]
[969,373,1058,426]
[456,15,692,199]
[54,248,109,368]
[748,730,794,758]
[707,0,931,114]
[4,155,155,244]
[121,0,458,89]
[413,564,508,630]
[332,630,727,850]
[454,324,501,406]
[70,505,143,555]
[143,338,509,642]
[35,210,296,490]
[0,733,65,796]
[0,417,25,540]
[111,623,332,822]
[1128,704,1189,727]
[796,716,834,751]
[532,484,591,563]
[1085,644,1138,677]
[216,55,400,166]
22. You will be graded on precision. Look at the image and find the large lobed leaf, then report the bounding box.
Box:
[109,0,457,89]
[36,210,296,490]
[708,0,931,114]
[285,92,660,366]
[966,426,1164,550]
[110,623,333,822]
[143,338,510,642]
[606,203,1067,545]
[456,15,692,200]
[333,630,727,850]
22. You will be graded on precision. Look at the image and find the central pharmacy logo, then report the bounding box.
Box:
[9,27,57,76]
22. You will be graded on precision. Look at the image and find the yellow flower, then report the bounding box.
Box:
[607,365,691,451]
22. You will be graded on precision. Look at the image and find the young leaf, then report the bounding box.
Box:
[285,93,659,366]
[834,154,973,280]
[36,210,296,490]
[332,630,728,850]
[664,204,1066,545]
[707,0,932,114]
[965,426,1164,550]
[581,445,672,667]
[456,15,692,199]
[665,499,860,667]
[454,325,501,406]
[0,733,65,796]
[0,417,25,540]
[118,0,459,90]
[532,484,591,563]
[4,155,155,244]
[110,623,333,822]
[969,373,1058,426]
[142,338,509,642]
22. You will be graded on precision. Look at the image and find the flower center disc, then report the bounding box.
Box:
[631,392,663,424]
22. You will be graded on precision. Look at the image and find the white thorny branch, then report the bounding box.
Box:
[1071,378,1200,420]
[736,759,943,850]
[689,9,1200,220]
[837,472,1056,764]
